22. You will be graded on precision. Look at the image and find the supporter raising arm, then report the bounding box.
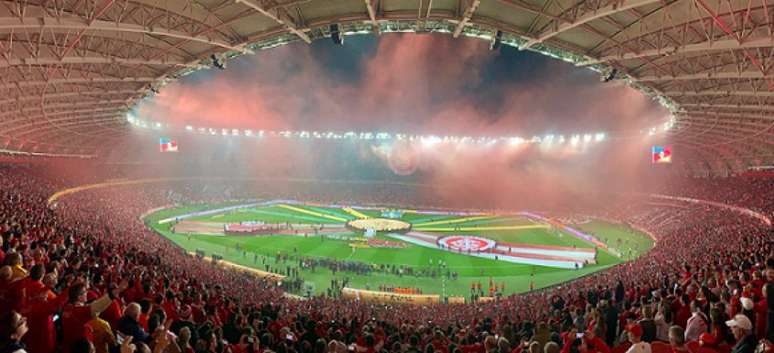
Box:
[61,279,129,353]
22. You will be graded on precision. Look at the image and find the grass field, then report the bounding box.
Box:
[146,202,653,298]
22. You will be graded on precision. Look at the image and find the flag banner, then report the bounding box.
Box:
[159,138,178,152]
[652,146,671,163]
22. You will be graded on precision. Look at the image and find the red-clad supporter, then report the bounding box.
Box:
[625,324,651,353]
[19,264,63,353]
[0,164,771,353]
[60,283,111,353]
[696,333,720,353]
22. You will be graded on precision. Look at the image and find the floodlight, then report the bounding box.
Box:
[421,136,441,147]
[508,137,523,146]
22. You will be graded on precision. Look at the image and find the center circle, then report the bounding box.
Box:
[346,218,412,233]
[438,235,496,252]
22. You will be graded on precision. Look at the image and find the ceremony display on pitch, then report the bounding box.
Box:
[147,201,654,299]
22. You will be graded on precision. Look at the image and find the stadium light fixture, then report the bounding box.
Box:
[558,135,565,144]
[583,134,592,143]
[595,133,605,142]
[570,135,580,145]
[421,135,441,147]
[185,125,193,131]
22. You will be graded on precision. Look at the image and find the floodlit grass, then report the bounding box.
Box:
[146,203,653,297]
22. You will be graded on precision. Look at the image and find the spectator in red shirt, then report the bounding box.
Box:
[61,281,127,353]
[19,264,62,353]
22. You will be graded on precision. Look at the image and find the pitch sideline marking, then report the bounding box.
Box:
[342,207,370,219]
[277,204,348,222]
[296,204,356,220]
[413,215,493,227]
[413,224,551,232]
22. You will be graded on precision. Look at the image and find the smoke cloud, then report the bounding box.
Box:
[119,33,671,209]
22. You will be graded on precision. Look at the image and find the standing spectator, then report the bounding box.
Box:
[604,302,619,347]
[697,333,719,353]
[725,315,755,353]
[668,326,690,353]
[4,253,26,282]
[20,265,61,353]
[625,324,651,353]
[685,301,708,343]
[639,306,657,343]
[117,303,149,343]
[87,316,117,353]
[62,282,126,353]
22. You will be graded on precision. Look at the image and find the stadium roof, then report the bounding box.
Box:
[0,0,772,173]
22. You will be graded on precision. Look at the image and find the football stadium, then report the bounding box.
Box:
[1,1,773,353]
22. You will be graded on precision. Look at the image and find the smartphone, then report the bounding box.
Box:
[576,333,584,339]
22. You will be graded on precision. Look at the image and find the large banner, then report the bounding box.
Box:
[341,287,440,304]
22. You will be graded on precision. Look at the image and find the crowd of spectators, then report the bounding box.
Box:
[0,165,772,353]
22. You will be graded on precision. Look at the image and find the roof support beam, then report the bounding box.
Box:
[635,71,773,81]
[4,115,121,135]
[11,118,123,138]
[0,77,155,90]
[364,0,381,34]
[666,90,774,97]
[0,89,143,106]
[677,118,774,132]
[0,57,203,69]
[0,101,126,118]
[0,17,249,52]
[683,111,773,120]
[453,0,480,38]
[32,127,127,145]
[233,0,311,43]
[0,110,121,126]
[681,103,774,113]
[582,36,774,65]
[520,0,661,49]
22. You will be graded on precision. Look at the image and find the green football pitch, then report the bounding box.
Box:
[145,202,653,299]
